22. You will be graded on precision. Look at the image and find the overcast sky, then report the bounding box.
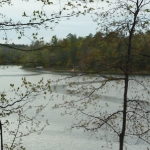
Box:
[0,0,101,44]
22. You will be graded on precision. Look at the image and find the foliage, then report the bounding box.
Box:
[0,0,150,150]
[1,31,150,74]
[52,1,150,150]
[1,77,52,149]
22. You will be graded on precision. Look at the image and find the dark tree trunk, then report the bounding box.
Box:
[119,74,128,150]
[0,121,3,150]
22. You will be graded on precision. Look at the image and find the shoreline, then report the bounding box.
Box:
[21,67,150,75]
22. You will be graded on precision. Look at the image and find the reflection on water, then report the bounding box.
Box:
[0,66,149,150]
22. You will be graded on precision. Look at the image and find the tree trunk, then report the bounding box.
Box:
[119,74,128,150]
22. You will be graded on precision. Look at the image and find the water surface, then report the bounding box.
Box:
[0,66,149,150]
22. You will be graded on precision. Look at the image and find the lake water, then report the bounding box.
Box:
[0,66,149,150]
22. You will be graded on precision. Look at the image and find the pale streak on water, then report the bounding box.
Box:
[0,66,149,150]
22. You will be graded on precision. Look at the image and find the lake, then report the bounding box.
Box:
[0,66,149,150]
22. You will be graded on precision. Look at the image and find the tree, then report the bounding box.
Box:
[66,34,78,66]
[53,1,150,150]
[0,0,150,150]
[0,77,52,149]
[0,0,75,49]
[0,0,73,149]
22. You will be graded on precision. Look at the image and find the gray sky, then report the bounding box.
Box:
[0,0,101,44]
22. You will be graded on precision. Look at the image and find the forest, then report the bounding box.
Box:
[1,31,150,74]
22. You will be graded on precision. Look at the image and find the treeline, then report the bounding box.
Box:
[1,31,150,73]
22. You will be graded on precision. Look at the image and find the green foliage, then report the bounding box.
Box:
[0,77,53,149]
[1,0,150,149]
[2,31,150,74]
